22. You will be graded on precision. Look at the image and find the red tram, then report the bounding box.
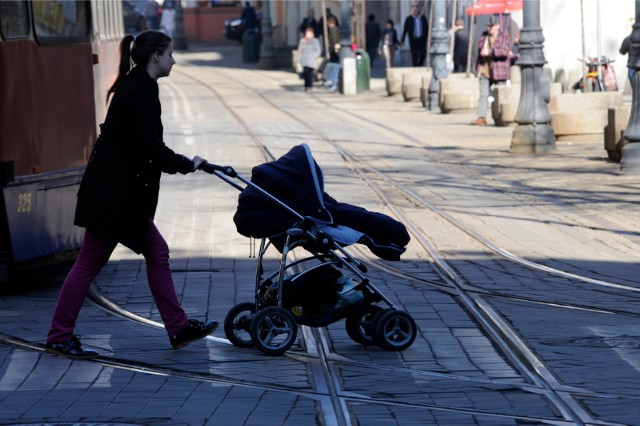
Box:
[0,1,123,282]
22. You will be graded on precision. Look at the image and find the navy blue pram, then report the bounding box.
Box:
[233,144,410,260]
[201,144,417,355]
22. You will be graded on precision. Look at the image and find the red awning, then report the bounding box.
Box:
[466,0,523,16]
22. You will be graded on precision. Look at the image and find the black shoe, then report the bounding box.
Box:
[45,336,99,359]
[170,319,218,349]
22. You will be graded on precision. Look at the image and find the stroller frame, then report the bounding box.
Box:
[201,160,417,355]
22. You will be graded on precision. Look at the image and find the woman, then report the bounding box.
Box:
[381,19,400,69]
[297,27,321,91]
[45,31,217,358]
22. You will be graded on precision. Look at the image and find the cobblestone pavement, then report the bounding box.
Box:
[1,43,639,425]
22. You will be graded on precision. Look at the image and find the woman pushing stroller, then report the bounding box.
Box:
[45,31,218,359]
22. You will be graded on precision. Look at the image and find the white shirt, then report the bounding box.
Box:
[161,8,176,31]
[413,16,422,38]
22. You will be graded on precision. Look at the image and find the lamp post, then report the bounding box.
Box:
[621,1,640,173]
[509,0,555,153]
[173,0,188,50]
[428,0,449,111]
[340,0,351,43]
[258,0,276,69]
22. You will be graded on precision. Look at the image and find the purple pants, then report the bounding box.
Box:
[47,220,188,343]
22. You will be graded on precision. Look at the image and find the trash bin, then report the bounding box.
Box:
[242,30,260,63]
[355,49,370,92]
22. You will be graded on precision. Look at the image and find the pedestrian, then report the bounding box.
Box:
[401,4,428,67]
[365,14,381,67]
[470,16,511,126]
[160,1,176,38]
[241,1,258,32]
[381,19,400,69]
[297,27,322,91]
[144,0,160,30]
[45,31,218,359]
[452,19,469,73]
[299,8,318,38]
[510,31,520,66]
[620,34,634,87]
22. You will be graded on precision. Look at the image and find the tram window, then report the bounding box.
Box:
[0,1,30,39]
[33,0,90,44]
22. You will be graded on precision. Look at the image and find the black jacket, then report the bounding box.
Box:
[401,14,428,43]
[75,67,194,253]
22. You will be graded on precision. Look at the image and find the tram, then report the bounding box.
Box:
[0,1,123,282]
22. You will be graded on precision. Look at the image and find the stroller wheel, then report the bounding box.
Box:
[345,304,383,345]
[371,309,417,351]
[224,302,257,348]
[250,306,298,355]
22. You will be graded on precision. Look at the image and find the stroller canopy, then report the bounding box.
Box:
[233,144,410,260]
[234,144,332,239]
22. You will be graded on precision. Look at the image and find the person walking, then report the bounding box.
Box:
[365,14,382,67]
[452,19,469,73]
[382,19,400,69]
[620,34,635,87]
[144,1,160,30]
[299,8,318,37]
[45,31,218,359]
[241,1,258,32]
[401,4,428,67]
[470,17,511,126]
[297,27,322,91]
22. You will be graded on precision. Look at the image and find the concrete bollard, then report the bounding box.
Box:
[341,57,357,96]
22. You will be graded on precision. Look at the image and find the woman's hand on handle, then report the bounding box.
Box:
[192,155,207,171]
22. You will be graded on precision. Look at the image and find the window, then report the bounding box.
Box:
[33,0,90,43]
[0,1,30,39]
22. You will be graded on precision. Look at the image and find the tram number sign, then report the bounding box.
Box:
[17,192,32,214]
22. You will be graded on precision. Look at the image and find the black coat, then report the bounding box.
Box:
[401,14,428,44]
[75,67,194,253]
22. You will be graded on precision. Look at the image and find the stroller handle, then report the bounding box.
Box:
[198,162,237,177]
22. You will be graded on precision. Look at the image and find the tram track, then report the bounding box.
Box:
[77,66,600,424]
[0,60,633,425]
[194,65,640,304]
[0,327,587,426]
[167,65,640,425]
[162,66,594,425]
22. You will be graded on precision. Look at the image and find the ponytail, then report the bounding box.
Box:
[106,31,172,103]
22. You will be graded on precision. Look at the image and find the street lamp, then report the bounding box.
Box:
[258,0,276,69]
[428,0,449,111]
[621,1,640,173]
[509,0,555,153]
[173,0,188,50]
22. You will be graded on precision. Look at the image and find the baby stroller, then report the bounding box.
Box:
[201,144,417,355]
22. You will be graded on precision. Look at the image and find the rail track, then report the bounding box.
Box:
[163,64,638,425]
[2,56,638,425]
